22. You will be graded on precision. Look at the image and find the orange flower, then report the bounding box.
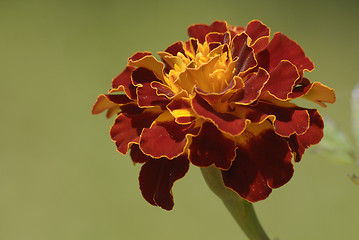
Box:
[92,20,335,210]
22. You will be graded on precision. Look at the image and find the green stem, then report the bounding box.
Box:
[200,166,270,240]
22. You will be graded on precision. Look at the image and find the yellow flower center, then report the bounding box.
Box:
[160,40,236,95]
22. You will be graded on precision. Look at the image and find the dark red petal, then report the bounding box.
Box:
[110,109,161,154]
[288,109,324,162]
[184,38,199,55]
[231,68,269,104]
[188,24,210,43]
[165,41,186,56]
[130,144,150,164]
[263,60,300,100]
[136,83,171,108]
[111,66,137,100]
[205,32,230,45]
[189,122,237,170]
[129,52,152,62]
[250,36,270,54]
[254,102,309,137]
[131,67,160,86]
[139,155,190,210]
[222,128,293,202]
[221,151,272,202]
[119,103,144,115]
[131,67,170,108]
[151,82,175,98]
[245,20,270,45]
[105,94,133,105]
[192,94,247,136]
[140,119,199,159]
[188,21,228,43]
[210,21,228,33]
[257,33,314,74]
[167,98,196,124]
[128,53,165,82]
[231,105,270,123]
[287,78,313,99]
[231,33,257,75]
[228,25,245,37]
[274,110,309,137]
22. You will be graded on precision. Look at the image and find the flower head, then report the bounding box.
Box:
[92,20,335,210]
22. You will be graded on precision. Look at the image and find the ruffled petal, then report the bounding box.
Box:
[139,155,190,210]
[167,98,197,124]
[300,82,336,107]
[257,33,314,74]
[288,109,324,162]
[136,83,172,108]
[105,94,133,105]
[184,38,199,57]
[188,21,228,43]
[131,67,160,86]
[210,21,229,33]
[151,82,176,98]
[165,41,186,56]
[228,25,245,36]
[243,20,270,53]
[245,20,270,46]
[187,24,210,44]
[128,52,165,82]
[130,144,150,164]
[253,102,310,137]
[110,108,161,154]
[231,33,257,75]
[189,121,237,170]
[92,94,120,118]
[222,149,272,202]
[129,52,152,61]
[262,60,300,100]
[111,66,137,100]
[222,122,293,202]
[192,93,248,136]
[231,68,269,105]
[205,32,230,45]
[250,36,270,54]
[140,112,200,159]
[130,67,172,108]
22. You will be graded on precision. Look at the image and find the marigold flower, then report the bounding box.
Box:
[92,20,335,210]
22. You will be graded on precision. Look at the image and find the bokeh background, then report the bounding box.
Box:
[1,0,358,239]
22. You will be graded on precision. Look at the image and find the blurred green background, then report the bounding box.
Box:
[1,0,358,239]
